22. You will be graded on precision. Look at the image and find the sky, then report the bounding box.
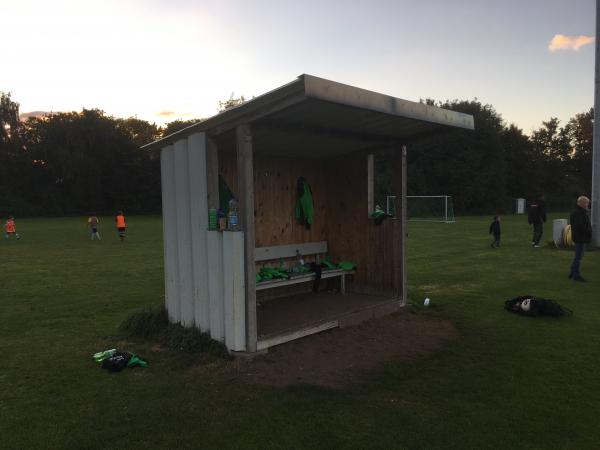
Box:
[1,0,596,134]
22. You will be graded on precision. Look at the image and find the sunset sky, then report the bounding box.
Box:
[1,0,596,134]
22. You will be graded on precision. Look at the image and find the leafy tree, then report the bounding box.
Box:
[408,99,508,213]
[218,93,246,112]
[501,124,541,198]
[0,92,31,215]
[117,117,161,147]
[530,118,572,207]
[161,119,202,138]
[24,109,161,214]
[563,108,593,196]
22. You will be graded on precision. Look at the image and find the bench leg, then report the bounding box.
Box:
[340,274,346,295]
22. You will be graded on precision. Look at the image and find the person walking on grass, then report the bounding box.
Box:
[568,195,592,282]
[88,214,101,240]
[115,211,127,242]
[528,197,546,247]
[4,216,20,240]
[489,215,501,248]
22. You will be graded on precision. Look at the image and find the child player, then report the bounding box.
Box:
[115,211,127,242]
[489,215,501,248]
[5,216,20,240]
[88,214,101,240]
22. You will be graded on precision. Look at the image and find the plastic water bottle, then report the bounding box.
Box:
[227,198,239,231]
[424,297,430,306]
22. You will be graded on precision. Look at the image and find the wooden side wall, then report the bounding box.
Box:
[324,152,369,284]
[325,151,403,297]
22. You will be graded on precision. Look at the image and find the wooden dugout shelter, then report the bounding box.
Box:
[144,74,474,353]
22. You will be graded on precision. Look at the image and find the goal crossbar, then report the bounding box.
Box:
[387,195,455,223]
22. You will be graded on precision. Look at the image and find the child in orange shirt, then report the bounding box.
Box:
[115,211,127,242]
[5,216,20,240]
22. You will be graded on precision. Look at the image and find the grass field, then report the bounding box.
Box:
[1,214,599,449]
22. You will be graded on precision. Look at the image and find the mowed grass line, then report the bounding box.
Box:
[1,214,599,449]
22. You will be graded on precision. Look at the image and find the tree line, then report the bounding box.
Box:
[403,99,592,213]
[0,91,594,216]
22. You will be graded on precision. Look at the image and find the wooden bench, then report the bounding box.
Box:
[254,241,354,293]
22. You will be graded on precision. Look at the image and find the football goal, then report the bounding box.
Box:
[386,195,455,223]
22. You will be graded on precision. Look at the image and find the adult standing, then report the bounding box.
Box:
[569,196,592,282]
[528,197,546,247]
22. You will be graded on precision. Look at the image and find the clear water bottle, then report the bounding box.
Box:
[228,198,239,231]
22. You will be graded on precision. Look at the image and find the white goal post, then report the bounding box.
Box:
[386,195,455,223]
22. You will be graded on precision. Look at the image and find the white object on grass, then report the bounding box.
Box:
[424,297,430,306]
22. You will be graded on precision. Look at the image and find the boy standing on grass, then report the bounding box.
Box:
[489,215,501,248]
[115,211,127,242]
[4,216,20,240]
[88,214,101,240]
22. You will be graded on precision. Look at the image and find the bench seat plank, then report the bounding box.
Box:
[256,269,355,291]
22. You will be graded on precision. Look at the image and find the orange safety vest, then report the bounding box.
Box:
[5,220,15,233]
[116,215,126,228]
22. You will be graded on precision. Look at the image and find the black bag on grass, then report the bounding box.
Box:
[504,295,572,317]
[101,352,132,372]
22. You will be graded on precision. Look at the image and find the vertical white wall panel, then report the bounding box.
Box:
[207,231,225,341]
[187,132,210,331]
[160,145,180,323]
[223,232,246,351]
[173,139,195,327]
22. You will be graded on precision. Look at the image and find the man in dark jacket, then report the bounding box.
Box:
[528,197,547,247]
[569,195,592,282]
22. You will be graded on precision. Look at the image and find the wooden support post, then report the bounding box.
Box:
[390,145,407,304]
[236,124,257,352]
[367,153,374,216]
[400,145,408,306]
[206,137,219,210]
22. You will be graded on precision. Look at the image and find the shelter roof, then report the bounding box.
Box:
[142,74,474,158]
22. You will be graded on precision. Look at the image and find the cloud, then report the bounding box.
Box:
[548,34,595,52]
[157,111,196,118]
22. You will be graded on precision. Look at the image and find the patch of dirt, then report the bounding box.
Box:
[190,310,459,388]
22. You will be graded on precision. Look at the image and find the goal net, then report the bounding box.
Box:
[386,195,455,223]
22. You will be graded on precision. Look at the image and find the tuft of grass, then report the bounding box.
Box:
[120,305,231,359]
[119,305,169,339]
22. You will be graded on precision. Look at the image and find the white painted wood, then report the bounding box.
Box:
[187,132,210,331]
[207,231,225,341]
[257,320,338,351]
[223,232,246,351]
[160,145,180,323]
[231,232,247,351]
[173,138,195,327]
[208,231,227,342]
[255,269,354,291]
[254,241,328,262]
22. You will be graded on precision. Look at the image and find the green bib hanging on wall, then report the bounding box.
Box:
[295,176,314,230]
